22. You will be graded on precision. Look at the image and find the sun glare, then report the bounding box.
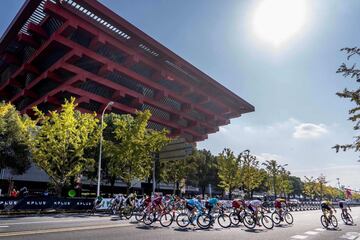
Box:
[253,0,307,46]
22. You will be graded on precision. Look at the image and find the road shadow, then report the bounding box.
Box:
[136,225,162,230]
[275,224,292,228]
[243,228,267,233]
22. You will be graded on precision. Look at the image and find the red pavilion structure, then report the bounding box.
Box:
[0,0,254,143]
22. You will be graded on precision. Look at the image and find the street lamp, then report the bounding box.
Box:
[97,101,114,197]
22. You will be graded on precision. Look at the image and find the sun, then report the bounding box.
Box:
[253,0,307,46]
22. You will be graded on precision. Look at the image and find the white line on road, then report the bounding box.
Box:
[314,228,325,232]
[0,223,132,238]
[0,226,8,228]
[291,235,308,239]
[339,232,360,240]
[304,231,319,235]
[1,217,112,226]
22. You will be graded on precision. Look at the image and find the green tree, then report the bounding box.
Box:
[262,159,282,198]
[303,176,317,199]
[103,110,170,193]
[160,156,196,194]
[288,176,304,197]
[217,148,241,199]
[238,150,265,198]
[187,149,219,197]
[277,168,293,198]
[333,47,360,161]
[0,102,31,175]
[29,98,101,196]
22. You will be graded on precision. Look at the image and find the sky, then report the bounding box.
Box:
[1,0,360,190]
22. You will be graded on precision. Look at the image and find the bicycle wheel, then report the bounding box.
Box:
[123,207,133,220]
[217,213,231,228]
[261,215,274,229]
[271,212,281,225]
[143,212,156,225]
[197,213,212,229]
[284,212,294,225]
[229,212,241,226]
[243,215,256,229]
[160,213,173,227]
[320,215,329,228]
[135,211,144,222]
[330,215,338,228]
[176,213,191,228]
[346,213,353,225]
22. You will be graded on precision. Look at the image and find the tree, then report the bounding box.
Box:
[216,148,242,199]
[333,47,360,161]
[262,160,284,198]
[187,149,219,197]
[0,102,31,175]
[102,110,170,193]
[238,150,265,198]
[277,168,293,198]
[29,98,101,196]
[288,176,304,197]
[160,156,196,194]
[303,176,317,199]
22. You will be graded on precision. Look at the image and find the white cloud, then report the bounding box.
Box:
[255,153,285,162]
[293,123,328,139]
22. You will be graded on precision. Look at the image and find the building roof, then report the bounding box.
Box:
[0,0,254,142]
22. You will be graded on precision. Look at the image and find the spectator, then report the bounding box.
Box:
[10,188,18,198]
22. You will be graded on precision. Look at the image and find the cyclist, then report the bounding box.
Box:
[125,192,137,208]
[246,198,264,226]
[274,198,287,221]
[205,197,221,214]
[338,199,351,217]
[232,198,246,213]
[186,196,203,225]
[321,199,336,221]
[92,195,103,213]
[152,193,165,212]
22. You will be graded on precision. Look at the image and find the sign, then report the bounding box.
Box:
[0,196,94,211]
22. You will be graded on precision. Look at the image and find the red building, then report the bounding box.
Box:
[0,0,254,143]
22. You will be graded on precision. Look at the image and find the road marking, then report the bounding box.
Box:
[340,232,360,240]
[2,217,111,226]
[0,223,132,238]
[291,235,308,239]
[305,231,319,235]
[0,226,8,228]
[314,228,325,231]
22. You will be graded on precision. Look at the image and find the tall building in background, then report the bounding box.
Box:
[0,0,254,193]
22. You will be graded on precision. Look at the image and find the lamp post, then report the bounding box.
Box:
[97,101,114,197]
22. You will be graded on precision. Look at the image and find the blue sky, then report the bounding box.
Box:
[1,0,360,190]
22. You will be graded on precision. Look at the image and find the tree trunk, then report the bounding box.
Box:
[55,183,63,197]
[201,186,206,198]
[229,188,232,200]
[110,177,116,195]
[126,182,131,195]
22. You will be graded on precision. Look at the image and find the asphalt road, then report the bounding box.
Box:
[0,207,359,240]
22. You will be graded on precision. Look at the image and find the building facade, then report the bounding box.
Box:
[0,0,254,194]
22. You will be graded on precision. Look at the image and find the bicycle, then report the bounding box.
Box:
[243,210,274,229]
[229,208,246,226]
[176,210,197,228]
[341,211,353,225]
[197,206,231,229]
[271,208,294,225]
[320,211,338,229]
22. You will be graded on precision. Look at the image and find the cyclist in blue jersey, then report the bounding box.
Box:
[205,197,221,214]
[186,196,203,225]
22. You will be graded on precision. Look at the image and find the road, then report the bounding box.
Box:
[0,207,359,240]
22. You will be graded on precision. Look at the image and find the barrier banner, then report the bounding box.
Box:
[0,196,94,211]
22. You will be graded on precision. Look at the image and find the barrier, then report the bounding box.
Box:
[0,196,94,211]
